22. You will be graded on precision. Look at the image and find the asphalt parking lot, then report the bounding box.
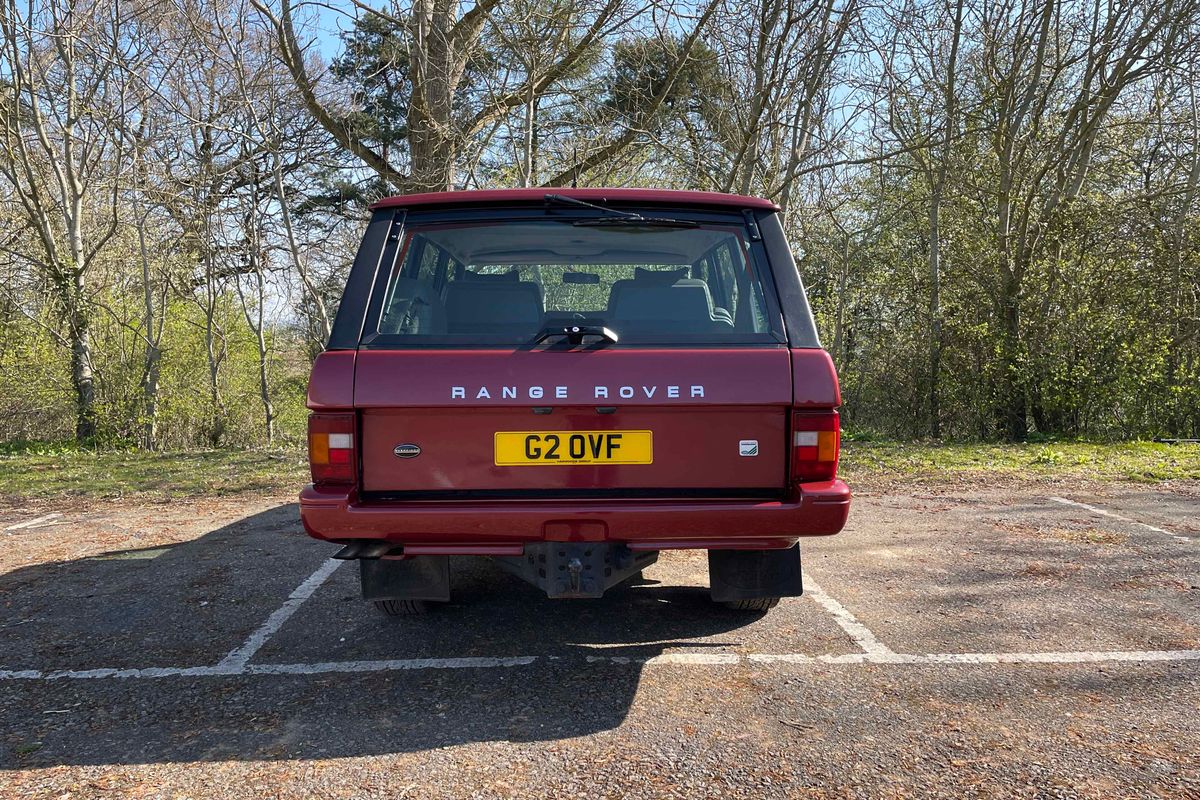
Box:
[1,481,1197,798]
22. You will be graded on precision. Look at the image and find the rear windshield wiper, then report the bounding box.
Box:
[544,193,643,218]
[544,193,696,228]
[533,324,619,346]
[571,217,698,229]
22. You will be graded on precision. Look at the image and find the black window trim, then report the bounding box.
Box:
[358,207,789,349]
[326,205,822,351]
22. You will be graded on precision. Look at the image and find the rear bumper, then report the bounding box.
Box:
[299,480,850,551]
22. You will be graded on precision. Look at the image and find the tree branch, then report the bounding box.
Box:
[251,0,409,190]
[543,0,721,187]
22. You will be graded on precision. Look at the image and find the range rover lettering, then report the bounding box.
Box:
[302,188,850,616]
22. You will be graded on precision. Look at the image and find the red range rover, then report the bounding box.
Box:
[302,188,850,615]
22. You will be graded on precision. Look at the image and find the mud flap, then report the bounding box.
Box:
[360,556,451,602]
[708,544,803,602]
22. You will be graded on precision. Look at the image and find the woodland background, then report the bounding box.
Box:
[2,0,1199,451]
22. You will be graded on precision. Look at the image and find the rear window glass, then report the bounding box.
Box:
[373,220,782,346]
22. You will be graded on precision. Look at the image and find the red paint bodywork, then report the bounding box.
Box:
[354,347,792,493]
[301,191,851,554]
[306,350,356,409]
[361,406,787,492]
[300,480,850,547]
[306,347,845,410]
[351,347,792,408]
[301,346,850,551]
[371,187,780,212]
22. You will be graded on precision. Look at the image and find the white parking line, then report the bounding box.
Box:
[246,656,538,674]
[1049,497,1191,544]
[803,578,896,658]
[748,649,1200,665]
[216,558,344,671]
[3,648,1200,680]
[4,512,63,531]
[4,548,1197,681]
[586,653,741,665]
[881,650,1200,665]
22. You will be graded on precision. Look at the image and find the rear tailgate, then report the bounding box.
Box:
[355,348,791,495]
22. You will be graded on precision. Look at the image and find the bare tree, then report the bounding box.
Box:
[138,0,309,444]
[976,0,1200,439]
[875,0,967,437]
[1138,63,1200,433]
[230,160,277,444]
[207,0,338,354]
[252,0,630,192]
[688,0,860,219]
[130,136,172,448]
[0,0,146,440]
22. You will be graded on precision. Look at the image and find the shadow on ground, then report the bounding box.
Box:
[0,505,767,767]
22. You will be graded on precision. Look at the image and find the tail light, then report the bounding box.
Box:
[308,413,357,485]
[791,410,840,482]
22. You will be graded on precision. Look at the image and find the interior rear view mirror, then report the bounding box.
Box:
[563,272,600,284]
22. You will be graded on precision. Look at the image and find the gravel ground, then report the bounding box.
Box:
[0,480,1197,798]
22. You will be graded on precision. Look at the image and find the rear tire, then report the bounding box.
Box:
[723,597,780,613]
[373,599,429,616]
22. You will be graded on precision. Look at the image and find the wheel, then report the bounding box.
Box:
[722,597,780,612]
[373,598,429,616]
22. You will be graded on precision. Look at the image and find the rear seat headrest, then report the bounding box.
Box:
[464,269,521,281]
[634,266,689,285]
[444,277,544,333]
[609,281,716,323]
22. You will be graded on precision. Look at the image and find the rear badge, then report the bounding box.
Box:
[393,443,422,459]
[739,440,759,457]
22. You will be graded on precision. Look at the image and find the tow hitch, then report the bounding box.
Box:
[496,543,658,599]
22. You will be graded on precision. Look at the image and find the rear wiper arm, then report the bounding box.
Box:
[544,194,695,228]
[533,324,619,346]
[544,193,643,219]
[571,217,698,229]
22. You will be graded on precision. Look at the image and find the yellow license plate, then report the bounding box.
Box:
[495,430,653,465]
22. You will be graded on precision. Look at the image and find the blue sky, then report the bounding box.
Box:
[306,0,359,58]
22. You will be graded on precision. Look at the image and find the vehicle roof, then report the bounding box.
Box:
[370,187,780,212]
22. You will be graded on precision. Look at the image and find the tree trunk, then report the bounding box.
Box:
[251,303,275,447]
[202,249,227,448]
[830,231,849,364]
[521,93,538,187]
[272,164,331,348]
[257,355,275,445]
[137,215,161,449]
[141,340,161,448]
[205,318,226,447]
[997,274,1027,441]
[240,204,276,447]
[927,0,962,439]
[1166,83,1200,435]
[927,185,943,439]
[408,0,458,192]
[408,127,457,192]
[68,293,96,441]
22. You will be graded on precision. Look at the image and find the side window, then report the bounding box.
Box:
[380,235,450,334]
[714,244,740,315]
[411,238,439,281]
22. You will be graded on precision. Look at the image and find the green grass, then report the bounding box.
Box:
[840,440,1200,485]
[0,440,1196,502]
[0,447,308,501]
